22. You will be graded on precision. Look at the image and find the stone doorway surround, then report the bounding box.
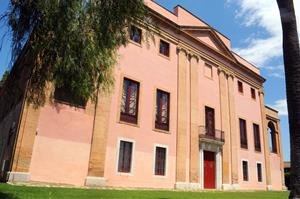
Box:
[199,142,222,190]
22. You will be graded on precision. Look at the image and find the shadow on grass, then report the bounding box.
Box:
[0,192,19,199]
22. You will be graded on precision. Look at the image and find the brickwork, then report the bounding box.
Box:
[87,92,112,178]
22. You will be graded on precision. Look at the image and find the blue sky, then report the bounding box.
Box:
[0,1,299,161]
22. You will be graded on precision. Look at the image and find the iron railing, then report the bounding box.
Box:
[199,126,225,143]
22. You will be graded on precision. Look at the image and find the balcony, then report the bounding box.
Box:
[199,126,225,145]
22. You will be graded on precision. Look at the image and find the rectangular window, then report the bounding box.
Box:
[159,40,170,57]
[155,90,170,131]
[204,64,213,78]
[251,88,256,99]
[205,106,215,136]
[242,161,249,181]
[155,147,167,176]
[257,163,262,182]
[118,141,133,173]
[54,86,87,107]
[238,81,243,93]
[240,119,248,149]
[253,124,261,152]
[130,25,142,44]
[120,78,140,124]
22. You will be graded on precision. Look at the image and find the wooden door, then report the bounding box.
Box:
[204,151,216,189]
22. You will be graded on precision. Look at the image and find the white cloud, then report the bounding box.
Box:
[229,0,300,68]
[269,99,288,116]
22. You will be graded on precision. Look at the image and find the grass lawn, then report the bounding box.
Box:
[0,183,289,199]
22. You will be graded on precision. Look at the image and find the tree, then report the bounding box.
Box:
[0,70,9,88]
[0,0,145,105]
[276,0,300,198]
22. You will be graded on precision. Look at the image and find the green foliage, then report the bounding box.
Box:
[1,0,145,106]
[0,70,9,88]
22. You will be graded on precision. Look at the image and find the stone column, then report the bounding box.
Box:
[85,91,112,187]
[175,47,189,189]
[189,54,200,187]
[199,147,204,189]
[227,75,239,187]
[259,90,272,190]
[218,69,232,188]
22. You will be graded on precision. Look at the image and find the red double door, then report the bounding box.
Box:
[204,151,216,189]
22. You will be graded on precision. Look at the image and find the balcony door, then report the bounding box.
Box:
[205,106,215,137]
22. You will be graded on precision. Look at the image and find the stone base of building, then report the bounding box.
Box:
[85,176,106,187]
[7,172,30,182]
[222,184,240,190]
[175,182,201,190]
[282,185,288,191]
[267,185,272,191]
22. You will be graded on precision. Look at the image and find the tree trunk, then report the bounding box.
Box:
[276,0,300,198]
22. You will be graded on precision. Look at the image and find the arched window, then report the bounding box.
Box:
[268,121,277,153]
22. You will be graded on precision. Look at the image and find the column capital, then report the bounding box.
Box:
[188,53,199,62]
[176,46,188,56]
[258,88,265,95]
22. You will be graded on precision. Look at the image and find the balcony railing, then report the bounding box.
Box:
[199,126,225,143]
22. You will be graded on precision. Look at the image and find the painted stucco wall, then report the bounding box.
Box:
[104,32,178,188]
[29,104,93,186]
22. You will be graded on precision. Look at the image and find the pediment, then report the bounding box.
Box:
[182,27,236,61]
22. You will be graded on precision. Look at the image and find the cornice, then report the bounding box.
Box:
[136,10,265,88]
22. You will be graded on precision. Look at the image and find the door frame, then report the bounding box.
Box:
[199,143,222,190]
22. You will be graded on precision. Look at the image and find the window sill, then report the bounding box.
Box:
[118,120,140,128]
[158,53,170,61]
[153,128,170,134]
[129,40,142,48]
[116,172,133,176]
[153,174,167,179]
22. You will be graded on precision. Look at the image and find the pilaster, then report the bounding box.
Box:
[259,90,272,189]
[189,54,200,183]
[85,91,112,187]
[218,69,231,185]
[10,100,41,182]
[227,75,239,184]
[175,47,189,185]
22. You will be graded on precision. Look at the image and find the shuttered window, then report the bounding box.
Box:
[253,124,261,152]
[155,90,170,131]
[257,163,262,182]
[120,78,140,124]
[240,119,248,149]
[155,147,166,176]
[243,161,249,181]
[118,141,133,173]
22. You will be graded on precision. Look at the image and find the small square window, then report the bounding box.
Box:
[130,25,142,44]
[251,88,256,99]
[238,81,243,93]
[159,40,170,57]
[204,64,213,78]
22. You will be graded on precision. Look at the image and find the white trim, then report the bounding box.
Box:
[115,137,136,176]
[241,159,249,182]
[153,144,169,178]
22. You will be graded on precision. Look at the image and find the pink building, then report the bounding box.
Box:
[0,1,285,191]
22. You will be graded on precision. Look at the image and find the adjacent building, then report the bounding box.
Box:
[0,0,286,190]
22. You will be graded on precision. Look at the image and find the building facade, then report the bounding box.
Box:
[0,0,285,190]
